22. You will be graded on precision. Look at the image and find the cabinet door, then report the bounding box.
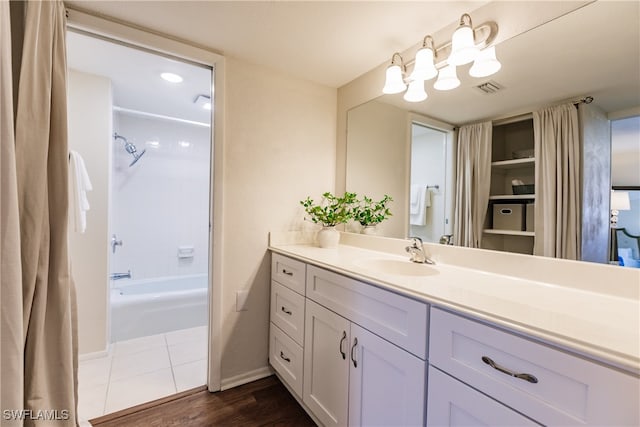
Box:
[303,300,350,427]
[427,367,541,427]
[348,324,426,427]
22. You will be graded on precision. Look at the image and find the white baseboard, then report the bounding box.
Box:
[220,366,274,391]
[78,345,111,361]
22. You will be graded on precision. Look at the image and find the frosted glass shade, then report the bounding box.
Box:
[403,79,428,102]
[382,64,406,94]
[433,65,460,91]
[469,46,502,78]
[409,47,438,81]
[449,25,479,66]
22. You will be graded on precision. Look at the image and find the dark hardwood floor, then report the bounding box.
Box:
[90,375,316,426]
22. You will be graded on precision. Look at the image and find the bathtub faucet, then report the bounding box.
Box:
[110,270,131,280]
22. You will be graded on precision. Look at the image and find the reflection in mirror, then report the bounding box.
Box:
[409,123,453,243]
[345,1,639,264]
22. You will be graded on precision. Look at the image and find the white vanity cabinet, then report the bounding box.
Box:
[302,265,428,427]
[269,253,306,397]
[304,299,427,427]
[269,253,428,427]
[428,307,640,427]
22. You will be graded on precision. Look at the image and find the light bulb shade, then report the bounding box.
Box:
[433,65,460,91]
[409,47,438,81]
[611,190,631,211]
[382,64,406,94]
[449,25,479,65]
[404,79,428,102]
[469,46,502,78]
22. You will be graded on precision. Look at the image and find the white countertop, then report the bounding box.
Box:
[269,236,640,375]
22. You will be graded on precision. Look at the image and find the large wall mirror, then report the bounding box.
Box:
[345,1,640,261]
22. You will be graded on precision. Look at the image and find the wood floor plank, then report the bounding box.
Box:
[90,375,316,426]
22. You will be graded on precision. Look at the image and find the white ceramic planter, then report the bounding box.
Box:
[361,225,378,235]
[317,226,340,248]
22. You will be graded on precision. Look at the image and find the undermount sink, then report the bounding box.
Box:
[354,258,439,277]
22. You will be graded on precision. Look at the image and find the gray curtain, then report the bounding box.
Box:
[453,122,492,248]
[533,103,581,259]
[2,1,78,426]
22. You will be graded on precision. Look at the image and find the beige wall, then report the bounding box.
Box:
[220,57,337,382]
[68,69,112,355]
[346,100,408,238]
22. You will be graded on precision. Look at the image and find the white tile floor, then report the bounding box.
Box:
[78,326,207,423]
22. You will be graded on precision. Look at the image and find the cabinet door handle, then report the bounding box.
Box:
[351,338,358,368]
[281,306,292,315]
[481,356,538,384]
[280,351,291,363]
[339,331,347,359]
[281,269,293,276]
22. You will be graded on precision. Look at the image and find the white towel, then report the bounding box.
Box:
[68,150,93,233]
[410,186,431,226]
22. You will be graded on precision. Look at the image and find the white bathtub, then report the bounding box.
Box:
[111,274,208,342]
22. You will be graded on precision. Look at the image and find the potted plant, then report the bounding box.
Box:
[353,195,393,234]
[300,192,357,247]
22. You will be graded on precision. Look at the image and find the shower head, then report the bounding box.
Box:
[114,133,146,167]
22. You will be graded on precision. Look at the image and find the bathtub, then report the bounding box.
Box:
[111,274,208,342]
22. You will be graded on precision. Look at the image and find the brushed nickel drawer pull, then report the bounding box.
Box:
[281,306,292,315]
[281,269,293,276]
[280,351,291,363]
[339,331,347,359]
[482,356,538,384]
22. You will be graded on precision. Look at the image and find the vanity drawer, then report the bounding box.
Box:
[306,265,428,359]
[270,322,303,397]
[270,281,305,345]
[429,308,640,426]
[271,253,306,295]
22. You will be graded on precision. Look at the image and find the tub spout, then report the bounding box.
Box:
[110,270,131,280]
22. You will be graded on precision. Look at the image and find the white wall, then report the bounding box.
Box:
[110,113,210,281]
[68,69,111,355]
[346,100,407,238]
[409,125,447,243]
[220,57,337,382]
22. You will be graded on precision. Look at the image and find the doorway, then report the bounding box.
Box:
[66,29,213,420]
[409,122,453,243]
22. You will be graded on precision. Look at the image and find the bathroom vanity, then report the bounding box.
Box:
[268,232,639,426]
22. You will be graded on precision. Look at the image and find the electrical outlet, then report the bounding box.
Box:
[236,290,249,311]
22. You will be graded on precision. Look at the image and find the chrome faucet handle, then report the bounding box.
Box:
[409,236,424,248]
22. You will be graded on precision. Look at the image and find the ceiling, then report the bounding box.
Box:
[67,31,212,122]
[65,0,486,88]
[65,1,639,126]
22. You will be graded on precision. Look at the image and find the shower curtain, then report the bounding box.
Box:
[453,122,492,248]
[2,1,78,426]
[533,103,581,259]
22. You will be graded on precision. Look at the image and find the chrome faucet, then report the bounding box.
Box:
[111,234,123,254]
[109,270,131,280]
[405,237,435,265]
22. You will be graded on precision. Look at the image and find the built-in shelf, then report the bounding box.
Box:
[489,194,535,201]
[484,229,535,237]
[491,158,535,169]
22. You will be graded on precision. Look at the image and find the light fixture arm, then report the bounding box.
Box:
[406,21,498,68]
[390,52,406,72]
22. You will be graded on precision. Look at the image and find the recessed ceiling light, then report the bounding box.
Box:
[160,72,183,83]
[178,141,191,148]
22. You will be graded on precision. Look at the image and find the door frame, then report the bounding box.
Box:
[66,8,225,391]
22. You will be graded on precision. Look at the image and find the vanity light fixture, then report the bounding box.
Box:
[382,13,501,102]
[382,53,407,94]
[160,72,183,83]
